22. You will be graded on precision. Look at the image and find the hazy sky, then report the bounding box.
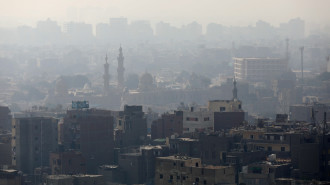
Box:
[0,0,329,28]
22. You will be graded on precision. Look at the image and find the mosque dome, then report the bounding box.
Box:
[139,72,154,91]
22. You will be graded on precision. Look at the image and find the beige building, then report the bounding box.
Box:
[155,156,236,185]
[182,110,214,133]
[208,100,242,112]
[234,58,287,82]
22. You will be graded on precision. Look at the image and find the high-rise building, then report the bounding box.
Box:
[0,106,11,130]
[12,117,58,174]
[59,107,115,173]
[117,46,125,88]
[114,105,147,147]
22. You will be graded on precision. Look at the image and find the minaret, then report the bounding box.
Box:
[117,46,125,87]
[103,54,110,95]
[232,77,238,100]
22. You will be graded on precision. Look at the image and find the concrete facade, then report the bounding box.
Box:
[155,156,235,185]
[12,117,58,174]
[114,105,147,147]
[208,100,242,112]
[60,108,115,173]
[182,110,214,133]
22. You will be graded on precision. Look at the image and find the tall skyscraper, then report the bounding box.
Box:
[117,46,125,87]
[103,54,110,95]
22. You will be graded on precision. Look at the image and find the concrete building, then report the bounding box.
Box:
[0,131,12,168]
[208,100,245,130]
[169,138,200,158]
[12,117,58,174]
[182,110,214,133]
[155,156,236,185]
[208,100,242,112]
[46,174,105,185]
[49,150,86,175]
[114,105,147,147]
[98,165,124,184]
[0,106,11,131]
[291,134,330,181]
[60,108,115,173]
[234,58,288,82]
[151,111,183,139]
[239,161,291,185]
[289,103,329,123]
[214,112,245,130]
[118,145,169,184]
[0,169,23,185]
[200,134,234,165]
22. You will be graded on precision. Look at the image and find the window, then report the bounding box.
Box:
[274,135,280,140]
[186,117,198,121]
[203,180,207,185]
[267,146,272,152]
[177,176,180,180]
[182,176,186,180]
[239,104,242,109]
[204,117,210,121]
[250,135,254,139]
[195,178,199,182]
[181,163,184,167]
[220,107,226,112]
[173,162,176,166]
[159,174,163,179]
[252,167,262,174]
[281,147,285,152]
[212,152,216,159]
[170,175,173,180]
[195,162,199,167]
[118,120,122,126]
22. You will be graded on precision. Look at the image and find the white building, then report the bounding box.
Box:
[234,58,287,82]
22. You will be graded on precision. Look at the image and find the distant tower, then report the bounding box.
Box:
[103,54,110,95]
[300,46,304,84]
[232,77,238,100]
[117,46,125,87]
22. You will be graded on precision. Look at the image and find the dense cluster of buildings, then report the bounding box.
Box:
[0,71,329,185]
[0,16,329,185]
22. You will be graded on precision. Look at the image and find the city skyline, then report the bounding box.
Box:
[0,0,329,30]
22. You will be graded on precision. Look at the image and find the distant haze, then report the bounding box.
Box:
[0,0,329,28]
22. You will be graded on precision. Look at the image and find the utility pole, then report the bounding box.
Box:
[300,46,304,84]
